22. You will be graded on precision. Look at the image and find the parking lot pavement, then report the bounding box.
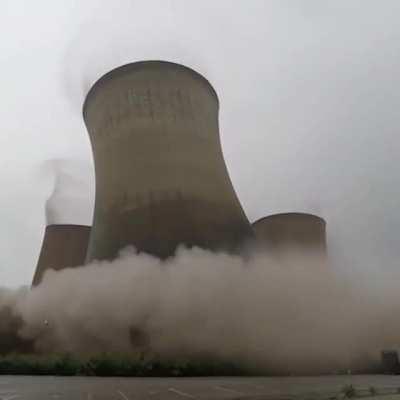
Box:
[1,375,400,399]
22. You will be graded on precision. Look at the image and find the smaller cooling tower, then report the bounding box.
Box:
[381,350,400,374]
[252,213,327,256]
[32,161,94,286]
[32,224,91,286]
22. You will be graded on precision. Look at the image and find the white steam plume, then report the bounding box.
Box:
[44,159,94,226]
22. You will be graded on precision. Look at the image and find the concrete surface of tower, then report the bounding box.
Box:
[83,61,252,262]
[252,213,327,255]
[32,225,91,286]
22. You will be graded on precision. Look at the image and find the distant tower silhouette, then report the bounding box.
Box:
[32,162,93,286]
[33,224,90,286]
[252,213,327,261]
[83,61,252,261]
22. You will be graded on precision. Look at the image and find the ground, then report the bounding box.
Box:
[1,375,400,399]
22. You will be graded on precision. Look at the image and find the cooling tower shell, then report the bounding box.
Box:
[83,60,252,261]
[252,213,327,253]
[32,224,91,286]
[381,350,400,374]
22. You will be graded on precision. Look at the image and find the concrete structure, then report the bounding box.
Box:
[32,224,91,286]
[83,60,252,261]
[32,163,93,286]
[381,350,400,374]
[252,213,327,256]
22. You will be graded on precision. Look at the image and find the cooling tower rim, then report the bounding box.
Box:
[82,60,219,117]
[45,224,91,229]
[252,213,326,226]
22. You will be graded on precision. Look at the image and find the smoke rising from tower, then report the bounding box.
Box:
[43,160,94,226]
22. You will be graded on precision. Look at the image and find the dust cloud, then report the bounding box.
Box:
[0,245,398,374]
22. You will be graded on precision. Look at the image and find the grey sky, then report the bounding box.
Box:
[1,0,399,286]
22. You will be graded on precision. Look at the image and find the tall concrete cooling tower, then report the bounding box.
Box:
[252,213,327,256]
[32,163,93,286]
[83,61,252,262]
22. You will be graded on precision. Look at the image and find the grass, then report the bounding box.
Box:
[341,384,356,398]
[0,353,249,377]
[369,386,377,396]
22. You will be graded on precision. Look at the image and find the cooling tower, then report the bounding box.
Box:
[252,213,327,256]
[381,350,400,374]
[32,224,91,286]
[83,60,252,261]
[32,162,93,286]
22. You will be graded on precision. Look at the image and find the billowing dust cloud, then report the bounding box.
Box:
[0,246,399,374]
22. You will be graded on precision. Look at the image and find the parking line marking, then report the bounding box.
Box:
[168,388,196,398]
[117,390,130,400]
[214,385,244,395]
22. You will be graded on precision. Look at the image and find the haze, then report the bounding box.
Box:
[0,0,399,286]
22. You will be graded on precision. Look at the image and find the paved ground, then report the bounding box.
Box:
[1,375,400,400]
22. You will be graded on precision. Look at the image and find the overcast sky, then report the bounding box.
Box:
[1,0,399,287]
